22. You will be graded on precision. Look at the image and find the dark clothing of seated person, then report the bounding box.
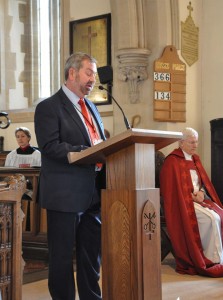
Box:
[160,127,223,277]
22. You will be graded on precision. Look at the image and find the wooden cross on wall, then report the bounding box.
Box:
[187,1,193,16]
[82,26,97,55]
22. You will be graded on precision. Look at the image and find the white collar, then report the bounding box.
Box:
[182,149,192,160]
[62,84,80,106]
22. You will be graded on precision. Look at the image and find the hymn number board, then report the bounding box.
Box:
[153,45,186,122]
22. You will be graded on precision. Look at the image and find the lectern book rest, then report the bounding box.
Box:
[67,128,182,165]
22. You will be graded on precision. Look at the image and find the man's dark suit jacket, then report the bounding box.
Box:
[34,88,106,213]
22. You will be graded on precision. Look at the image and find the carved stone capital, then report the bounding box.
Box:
[117,48,151,103]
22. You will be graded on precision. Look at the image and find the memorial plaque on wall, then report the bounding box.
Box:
[181,2,199,66]
[153,45,186,122]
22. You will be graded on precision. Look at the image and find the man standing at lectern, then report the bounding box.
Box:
[34,52,106,300]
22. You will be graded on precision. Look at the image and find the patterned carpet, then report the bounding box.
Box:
[23,260,48,284]
[23,259,77,284]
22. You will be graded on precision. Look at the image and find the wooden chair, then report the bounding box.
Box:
[155,150,174,261]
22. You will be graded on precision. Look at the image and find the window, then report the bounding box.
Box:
[0,0,61,110]
[31,0,61,105]
[39,0,51,97]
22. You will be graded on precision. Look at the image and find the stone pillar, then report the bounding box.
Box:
[110,0,151,103]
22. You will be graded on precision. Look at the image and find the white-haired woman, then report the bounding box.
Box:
[160,127,223,277]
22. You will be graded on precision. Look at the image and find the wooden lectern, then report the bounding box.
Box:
[68,129,182,300]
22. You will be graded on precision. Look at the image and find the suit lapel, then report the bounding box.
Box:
[58,88,105,142]
[59,89,91,144]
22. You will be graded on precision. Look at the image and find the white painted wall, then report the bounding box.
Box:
[69,0,110,20]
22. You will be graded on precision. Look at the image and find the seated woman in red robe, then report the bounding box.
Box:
[160,127,223,277]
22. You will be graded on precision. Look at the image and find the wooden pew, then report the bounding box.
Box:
[0,152,9,167]
[0,165,48,261]
[0,177,25,300]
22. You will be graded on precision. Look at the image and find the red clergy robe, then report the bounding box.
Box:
[160,148,223,277]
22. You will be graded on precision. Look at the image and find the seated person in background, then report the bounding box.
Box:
[160,127,223,277]
[5,127,41,230]
[5,127,41,168]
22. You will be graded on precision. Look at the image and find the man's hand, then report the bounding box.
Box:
[191,190,205,203]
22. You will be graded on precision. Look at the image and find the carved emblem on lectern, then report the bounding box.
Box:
[142,200,156,240]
